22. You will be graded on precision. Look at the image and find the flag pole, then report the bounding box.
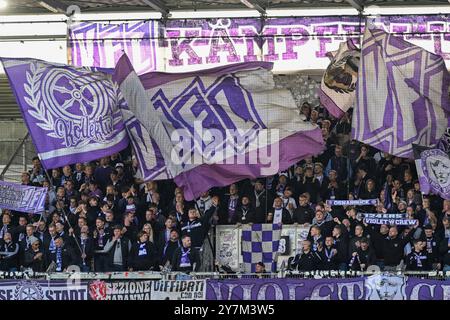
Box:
[38,156,84,255]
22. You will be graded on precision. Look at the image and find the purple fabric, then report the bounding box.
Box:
[206,278,365,300]
[138,61,274,89]
[413,144,450,199]
[351,28,450,159]
[72,16,450,73]
[0,57,129,169]
[0,181,47,214]
[174,128,324,200]
[206,277,450,300]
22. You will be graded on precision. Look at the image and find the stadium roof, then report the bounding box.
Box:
[5,0,450,15]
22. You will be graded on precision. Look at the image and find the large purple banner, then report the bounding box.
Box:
[206,278,365,300]
[206,276,450,300]
[69,16,450,73]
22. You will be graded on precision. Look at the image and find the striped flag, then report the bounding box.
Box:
[351,27,450,158]
[113,55,324,200]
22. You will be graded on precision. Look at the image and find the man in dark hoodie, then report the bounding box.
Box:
[180,198,217,249]
[332,224,349,270]
[293,193,315,225]
[128,231,158,271]
[160,229,181,269]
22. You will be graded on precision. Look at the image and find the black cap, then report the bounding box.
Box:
[423,224,433,230]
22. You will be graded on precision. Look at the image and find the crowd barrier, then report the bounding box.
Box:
[0,271,448,300]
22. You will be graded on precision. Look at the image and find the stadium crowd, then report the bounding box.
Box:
[0,103,449,274]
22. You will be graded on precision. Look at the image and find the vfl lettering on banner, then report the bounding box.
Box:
[0,280,88,300]
[0,181,47,214]
[88,280,151,300]
[69,21,157,75]
[150,280,205,300]
[70,16,450,72]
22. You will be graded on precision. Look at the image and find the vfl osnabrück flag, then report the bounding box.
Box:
[351,27,450,158]
[319,39,360,118]
[0,58,129,169]
[114,55,324,200]
[0,181,47,214]
[413,144,450,200]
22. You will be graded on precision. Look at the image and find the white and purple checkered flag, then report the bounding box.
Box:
[241,223,281,273]
[351,27,450,159]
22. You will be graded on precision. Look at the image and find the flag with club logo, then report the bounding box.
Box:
[413,144,450,199]
[319,39,360,118]
[114,55,324,200]
[351,27,450,158]
[0,58,129,169]
[241,223,282,273]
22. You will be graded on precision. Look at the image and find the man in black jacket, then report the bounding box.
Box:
[23,236,45,272]
[171,235,201,272]
[92,217,111,272]
[74,225,95,272]
[293,193,314,225]
[349,238,376,271]
[249,180,273,223]
[421,225,441,268]
[0,232,19,271]
[47,236,77,272]
[233,196,256,224]
[332,224,349,270]
[289,240,321,271]
[160,229,181,269]
[180,198,217,249]
[128,232,158,271]
[318,236,338,270]
[365,221,418,271]
[405,240,432,271]
[270,197,292,225]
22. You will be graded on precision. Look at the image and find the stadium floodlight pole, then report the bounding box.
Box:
[240,0,266,16]
[142,0,170,18]
[38,0,68,14]
[345,0,364,13]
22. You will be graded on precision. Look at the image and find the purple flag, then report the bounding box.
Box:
[0,180,47,214]
[114,55,324,200]
[0,58,129,169]
[319,39,360,118]
[351,28,450,158]
[413,144,450,199]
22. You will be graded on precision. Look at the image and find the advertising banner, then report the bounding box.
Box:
[0,280,88,300]
[150,280,206,300]
[88,280,152,300]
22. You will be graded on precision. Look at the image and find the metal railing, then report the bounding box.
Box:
[0,270,448,281]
